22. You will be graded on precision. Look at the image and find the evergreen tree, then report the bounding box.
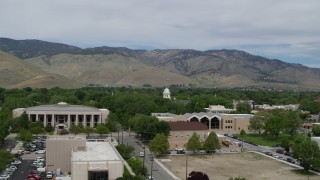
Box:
[186,132,201,153]
[203,131,220,153]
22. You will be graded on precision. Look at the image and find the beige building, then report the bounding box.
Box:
[152,112,253,132]
[46,135,123,180]
[46,135,86,173]
[71,141,123,180]
[169,121,211,149]
[13,102,109,130]
[204,105,236,113]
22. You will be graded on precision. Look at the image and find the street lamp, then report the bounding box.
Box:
[150,153,154,179]
[186,155,188,180]
[142,146,146,175]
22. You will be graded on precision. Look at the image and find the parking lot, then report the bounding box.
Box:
[0,135,48,180]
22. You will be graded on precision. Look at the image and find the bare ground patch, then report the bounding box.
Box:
[161,152,319,180]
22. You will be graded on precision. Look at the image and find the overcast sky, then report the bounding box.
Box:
[1,0,320,67]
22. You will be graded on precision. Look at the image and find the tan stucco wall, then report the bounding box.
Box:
[46,137,86,173]
[71,161,123,180]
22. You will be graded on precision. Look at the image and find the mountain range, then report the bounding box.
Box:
[1,37,320,90]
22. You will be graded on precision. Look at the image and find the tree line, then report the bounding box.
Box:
[0,86,320,143]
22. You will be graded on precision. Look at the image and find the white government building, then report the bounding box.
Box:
[13,102,109,130]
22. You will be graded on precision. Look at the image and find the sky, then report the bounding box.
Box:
[1,0,320,67]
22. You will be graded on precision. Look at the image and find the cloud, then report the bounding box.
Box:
[0,0,320,66]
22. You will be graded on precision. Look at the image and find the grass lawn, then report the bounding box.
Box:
[233,134,282,146]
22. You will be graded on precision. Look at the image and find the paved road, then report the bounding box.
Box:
[120,132,174,180]
[10,160,33,180]
[0,133,17,151]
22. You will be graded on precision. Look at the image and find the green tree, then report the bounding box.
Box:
[69,125,83,135]
[106,118,119,138]
[149,133,170,156]
[84,126,95,136]
[266,115,285,140]
[249,111,271,134]
[285,110,302,137]
[203,131,220,153]
[95,124,110,136]
[115,144,134,160]
[0,151,14,172]
[127,157,147,175]
[292,138,320,172]
[312,125,320,136]
[240,129,246,136]
[17,130,34,142]
[45,124,54,132]
[187,171,209,180]
[186,132,201,153]
[19,112,30,130]
[236,102,252,114]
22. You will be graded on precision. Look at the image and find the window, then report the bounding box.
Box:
[88,171,108,180]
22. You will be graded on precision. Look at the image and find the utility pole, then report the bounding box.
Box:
[150,154,154,179]
[186,155,188,180]
[142,146,146,175]
[121,129,124,144]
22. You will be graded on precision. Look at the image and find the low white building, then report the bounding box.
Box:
[46,135,123,180]
[204,105,235,114]
[71,141,123,180]
[13,102,109,130]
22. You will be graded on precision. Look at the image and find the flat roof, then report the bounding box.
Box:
[72,141,121,162]
[25,102,101,112]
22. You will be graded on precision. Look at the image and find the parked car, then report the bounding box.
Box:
[0,174,10,180]
[35,150,45,154]
[27,173,41,180]
[139,151,145,157]
[46,171,53,179]
[276,149,284,154]
[287,158,295,164]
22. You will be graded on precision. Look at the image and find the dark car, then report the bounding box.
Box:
[284,151,291,156]
[276,149,284,154]
[176,150,186,154]
[287,158,295,164]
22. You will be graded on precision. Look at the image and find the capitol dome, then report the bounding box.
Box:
[163,87,171,99]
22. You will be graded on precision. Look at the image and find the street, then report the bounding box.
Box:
[120,131,175,180]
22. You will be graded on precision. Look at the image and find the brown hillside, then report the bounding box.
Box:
[0,51,80,88]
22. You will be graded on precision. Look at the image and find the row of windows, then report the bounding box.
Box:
[225,126,233,129]
[225,120,233,123]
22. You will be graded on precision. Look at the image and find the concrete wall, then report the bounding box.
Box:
[71,162,88,180]
[108,161,123,180]
[221,117,250,132]
[46,136,86,173]
[71,161,123,180]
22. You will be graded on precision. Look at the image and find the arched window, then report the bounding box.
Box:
[211,117,220,129]
[200,117,210,128]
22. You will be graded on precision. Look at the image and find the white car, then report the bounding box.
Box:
[139,151,145,157]
[36,150,46,154]
[0,174,10,180]
[46,171,53,179]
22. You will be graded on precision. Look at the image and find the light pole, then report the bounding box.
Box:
[142,146,146,175]
[186,155,188,180]
[150,154,154,179]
